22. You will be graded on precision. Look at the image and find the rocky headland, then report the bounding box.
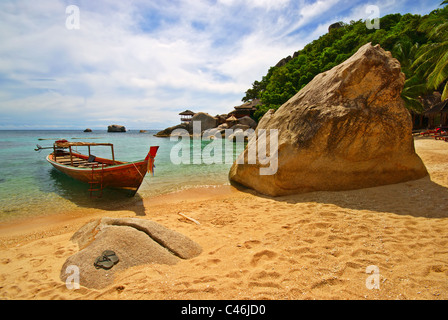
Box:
[154,111,257,139]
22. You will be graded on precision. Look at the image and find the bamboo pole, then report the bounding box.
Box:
[69,146,73,166]
[111,145,115,165]
[178,212,200,225]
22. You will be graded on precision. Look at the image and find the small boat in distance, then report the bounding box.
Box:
[37,140,159,197]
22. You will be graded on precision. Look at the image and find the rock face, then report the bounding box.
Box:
[237,116,257,129]
[108,124,126,132]
[60,217,202,289]
[154,113,218,137]
[328,22,343,33]
[229,43,428,196]
[275,55,292,68]
[154,123,189,137]
[188,112,217,132]
[154,111,258,138]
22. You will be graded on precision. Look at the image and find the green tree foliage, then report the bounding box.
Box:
[243,2,448,121]
[412,4,448,100]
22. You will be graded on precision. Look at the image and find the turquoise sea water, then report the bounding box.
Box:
[0,130,244,221]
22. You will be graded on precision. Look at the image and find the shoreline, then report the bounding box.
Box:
[0,184,239,249]
[0,137,447,300]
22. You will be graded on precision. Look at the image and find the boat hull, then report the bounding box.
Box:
[47,153,149,195]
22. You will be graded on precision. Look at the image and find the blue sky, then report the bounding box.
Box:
[0,0,443,130]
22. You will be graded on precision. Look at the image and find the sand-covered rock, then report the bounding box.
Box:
[60,217,202,289]
[229,43,428,196]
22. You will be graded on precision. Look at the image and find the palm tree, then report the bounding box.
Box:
[392,41,426,112]
[401,75,427,113]
[412,3,448,100]
[393,40,420,78]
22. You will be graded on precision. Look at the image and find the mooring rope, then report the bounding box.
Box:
[132,161,153,189]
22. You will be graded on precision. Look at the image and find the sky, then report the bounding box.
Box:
[0,0,443,130]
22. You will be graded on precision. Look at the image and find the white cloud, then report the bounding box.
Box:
[0,0,442,129]
[0,0,305,129]
[218,0,290,10]
[300,0,341,19]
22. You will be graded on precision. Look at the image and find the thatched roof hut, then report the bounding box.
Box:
[179,110,195,123]
[425,99,448,128]
[226,115,238,123]
[179,110,195,116]
[228,99,260,119]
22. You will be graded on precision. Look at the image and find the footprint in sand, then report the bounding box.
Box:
[30,258,45,268]
[319,212,337,218]
[350,248,376,257]
[311,222,332,229]
[248,281,282,289]
[287,247,312,255]
[428,264,447,274]
[193,276,217,284]
[250,270,281,280]
[250,250,278,267]
[15,253,31,259]
[311,277,346,289]
[243,240,261,249]
[196,258,221,268]
[54,248,68,258]
[226,271,243,279]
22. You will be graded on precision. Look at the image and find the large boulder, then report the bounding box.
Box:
[229,124,251,131]
[237,116,257,129]
[229,43,428,196]
[154,123,189,137]
[60,217,202,289]
[188,112,217,133]
[107,124,126,132]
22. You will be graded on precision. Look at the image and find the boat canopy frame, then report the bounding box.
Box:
[53,140,115,166]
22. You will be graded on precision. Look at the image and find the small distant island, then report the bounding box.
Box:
[108,124,126,132]
[154,99,260,138]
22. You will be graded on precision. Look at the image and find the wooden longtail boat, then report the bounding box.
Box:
[44,140,159,197]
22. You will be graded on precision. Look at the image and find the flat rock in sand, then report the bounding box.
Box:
[60,217,202,289]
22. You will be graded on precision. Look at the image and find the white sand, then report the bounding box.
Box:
[0,137,447,300]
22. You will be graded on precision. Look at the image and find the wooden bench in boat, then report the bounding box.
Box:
[56,156,104,168]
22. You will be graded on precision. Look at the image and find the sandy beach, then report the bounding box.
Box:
[0,137,447,300]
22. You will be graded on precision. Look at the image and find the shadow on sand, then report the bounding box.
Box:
[42,168,147,216]
[231,175,448,219]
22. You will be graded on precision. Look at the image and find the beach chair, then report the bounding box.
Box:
[420,129,436,136]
